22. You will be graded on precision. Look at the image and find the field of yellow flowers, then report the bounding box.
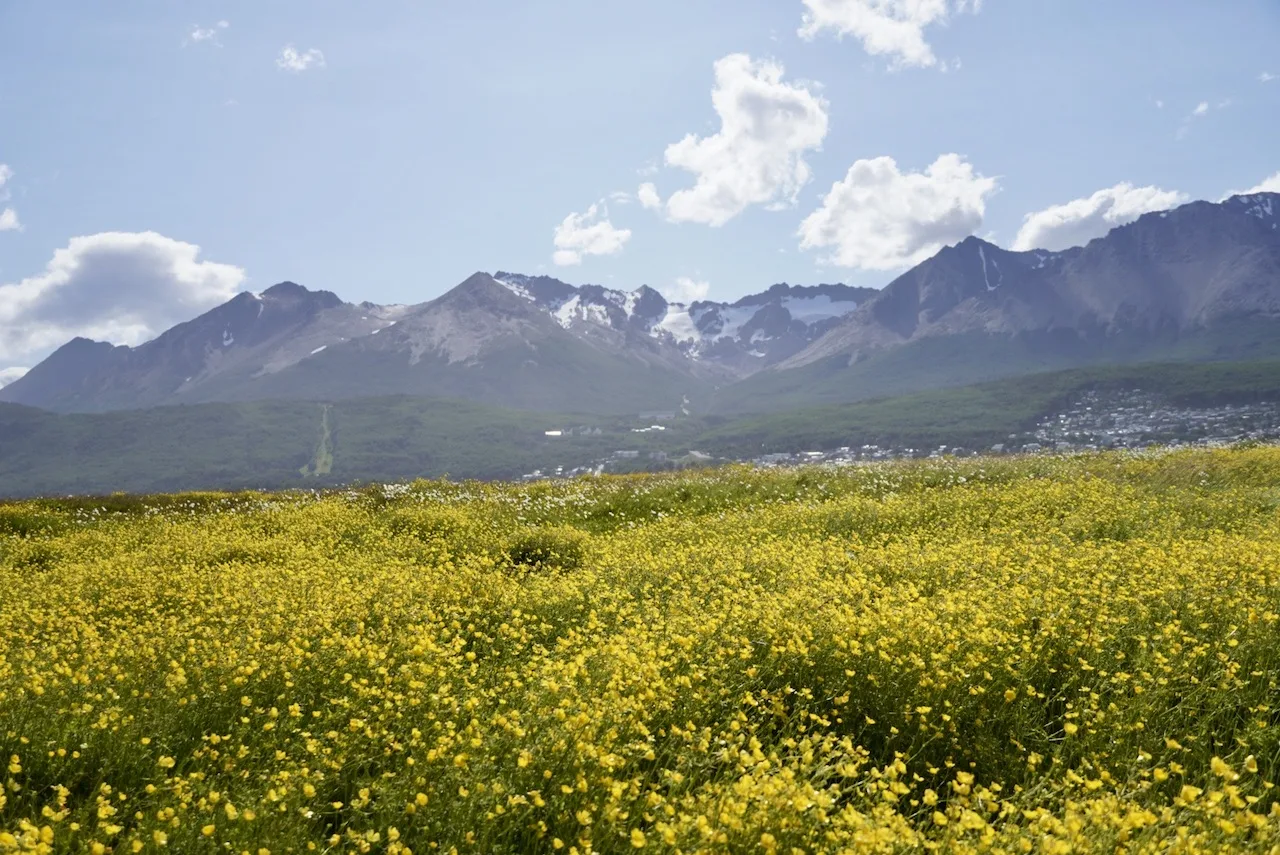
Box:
[4,446,1280,854]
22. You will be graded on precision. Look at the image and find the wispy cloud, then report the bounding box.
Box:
[0,164,20,232]
[185,21,229,47]
[1176,100,1213,139]
[1261,72,1276,83]
[276,45,326,73]
[797,0,982,71]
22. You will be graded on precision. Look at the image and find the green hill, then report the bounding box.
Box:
[4,359,1280,497]
[696,359,1280,456]
[710,319,1280,414]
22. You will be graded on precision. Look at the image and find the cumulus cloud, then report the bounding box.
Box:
[797,0,981,69]
[276,44,326,72]
[0,164,19,232]
[0,366,28,388]
[637,183,662,211]
[797,153,997,270]
[1011,182,1188,252]
[1224,172,1280,198]
[663,277,712,304]
[0,232,246,363]
[552,203,632,266]
[659,54,829,227]
[186,20,229,46]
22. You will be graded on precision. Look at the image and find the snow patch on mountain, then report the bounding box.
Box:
[494,276,537,302]
[554,295,612,329]
[655,305,701,343]
[780,294,844,323]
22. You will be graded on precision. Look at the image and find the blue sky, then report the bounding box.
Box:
[0,0,1278,379]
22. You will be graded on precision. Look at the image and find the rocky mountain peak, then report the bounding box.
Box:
[257,281,345,311]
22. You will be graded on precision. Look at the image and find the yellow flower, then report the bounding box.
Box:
[630,829,647,848]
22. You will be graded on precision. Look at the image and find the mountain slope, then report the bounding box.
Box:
[803,193,1280,362]
[3,272,873,414]
[492,272,877,372]
[0,282,406,412]
[713,193,1280,412]
[195,273,709,414]
[6,192,1278,418]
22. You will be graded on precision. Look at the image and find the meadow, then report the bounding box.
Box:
[3,447,1280,853]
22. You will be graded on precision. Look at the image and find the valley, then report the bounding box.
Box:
[6,359,1280,498]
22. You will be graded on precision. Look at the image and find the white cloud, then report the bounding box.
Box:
[186,20,229,46]
[0,232,246,363]
[0,366,28,389]
[797,153,997,270]
[1191,101,1209,117]
[797,0,981,69]
[659,54,829,227]
[1011,182,1188,252]
[1261,72,1276,83]
[1154,99,1164,109]
[663,277,711,304]
[552,203,632,266]
[608,191,633,205]
[637,182,662,211]
[1224,172,1280,198]
[276,44,326,72]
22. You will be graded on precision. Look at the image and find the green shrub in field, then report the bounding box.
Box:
[503,525,589,572]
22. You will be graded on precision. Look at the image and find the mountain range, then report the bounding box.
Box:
[3,191,1279,416]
